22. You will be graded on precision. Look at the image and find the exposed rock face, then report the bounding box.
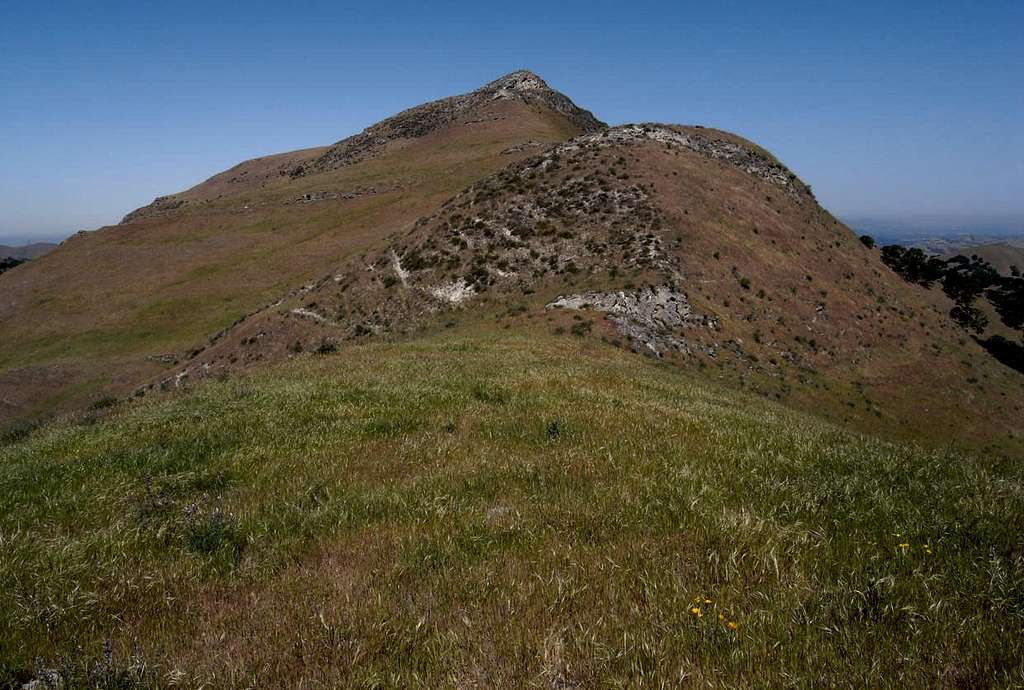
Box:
[298,70,606,175]
[547,287,716,356]
[284,186,381,205]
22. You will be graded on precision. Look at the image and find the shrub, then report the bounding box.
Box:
[315,338,338,355]
[89,395,119,410]
[546,419,563,440]
[570,320,592,336]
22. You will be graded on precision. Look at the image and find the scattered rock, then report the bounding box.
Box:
[548,286,716,355]
[551,124,808,199]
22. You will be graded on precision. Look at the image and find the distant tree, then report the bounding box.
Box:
[936,256,999,335]
[879,249,1023,344]
[949,303,989,334]
[986,274,1024,332]
[0,257,26,275]
[941,255,1000,305]
[858,235,875,249]
[880,245,945,288]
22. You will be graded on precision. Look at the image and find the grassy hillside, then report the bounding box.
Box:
[0,97,585,426]
[2,327,1022,687]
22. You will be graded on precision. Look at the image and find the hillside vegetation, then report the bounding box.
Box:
[2,328,1022,687]
[174,124,1023,453]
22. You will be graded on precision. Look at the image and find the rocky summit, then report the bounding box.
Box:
[300,70,606,176]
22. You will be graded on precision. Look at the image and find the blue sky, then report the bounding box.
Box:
[1,0,1021,243]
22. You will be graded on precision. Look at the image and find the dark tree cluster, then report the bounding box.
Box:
[880,244,1024,372]
[879,245,945,288]
[0,257,26,275]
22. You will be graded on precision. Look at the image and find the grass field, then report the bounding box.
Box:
[1,327,1022,687]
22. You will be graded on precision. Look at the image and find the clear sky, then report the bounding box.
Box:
[1,0,1021,244]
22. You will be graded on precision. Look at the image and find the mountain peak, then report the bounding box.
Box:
[300,70,605,175]
[480,69,550,94]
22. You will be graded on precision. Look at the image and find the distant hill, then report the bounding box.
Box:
[874,233,1024,274]
[0,242,56,260]
[939,241,1024,275]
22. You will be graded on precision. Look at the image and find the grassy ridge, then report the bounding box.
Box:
[1,329,1022,687]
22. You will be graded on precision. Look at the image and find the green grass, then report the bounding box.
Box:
[1,329,1022,687]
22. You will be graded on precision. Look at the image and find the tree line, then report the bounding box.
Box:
[0,257,27,275]
[863,235,1023,372]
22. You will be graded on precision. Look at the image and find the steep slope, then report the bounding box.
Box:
[0,71,602,427]
[171,124,1022,451]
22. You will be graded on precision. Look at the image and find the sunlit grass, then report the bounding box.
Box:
[1,328,1022,687]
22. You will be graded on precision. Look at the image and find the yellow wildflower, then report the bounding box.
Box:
[727,621,739,630]
[689,606,702,618]
[718,613,725,621]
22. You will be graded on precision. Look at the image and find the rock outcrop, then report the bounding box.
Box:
[553,124,810,200]
[547,286,716,356]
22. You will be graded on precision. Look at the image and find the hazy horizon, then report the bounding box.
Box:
[2,0,1021,243]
